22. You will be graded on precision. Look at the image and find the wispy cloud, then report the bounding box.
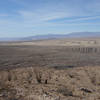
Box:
[47,15,100,23]
[15,0,100,24]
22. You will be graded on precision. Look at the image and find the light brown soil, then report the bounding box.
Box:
[0,66,100,100]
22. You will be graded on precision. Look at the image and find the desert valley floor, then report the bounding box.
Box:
[0,38,100,100]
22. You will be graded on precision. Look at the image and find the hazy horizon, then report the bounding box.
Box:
[0,31,100,38]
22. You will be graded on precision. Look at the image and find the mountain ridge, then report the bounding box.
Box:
[0,32,100,41]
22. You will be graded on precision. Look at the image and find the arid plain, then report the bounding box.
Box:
[0,38,100,100]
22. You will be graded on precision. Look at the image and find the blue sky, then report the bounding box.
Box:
[0,0,100,37]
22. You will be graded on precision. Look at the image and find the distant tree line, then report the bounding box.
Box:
[66,47,99,53]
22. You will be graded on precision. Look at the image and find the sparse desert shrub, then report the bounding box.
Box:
[57,87,73,97]
[80,88,92,93]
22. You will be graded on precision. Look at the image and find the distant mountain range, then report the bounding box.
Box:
[66,32,100,38]
[0,32,100,41]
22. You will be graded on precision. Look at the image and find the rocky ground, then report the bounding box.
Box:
[0,66,100,100]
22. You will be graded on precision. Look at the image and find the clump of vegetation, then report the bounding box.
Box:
[57,87,73,97]
[80,88,92,93]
